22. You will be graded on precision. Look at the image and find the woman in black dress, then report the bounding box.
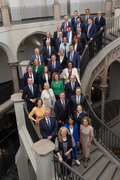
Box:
[40,66,51,90]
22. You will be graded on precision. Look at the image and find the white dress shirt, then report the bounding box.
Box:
[76,95,81,104]
[45,117,50,126]
[29,72,34,83]
[86,15,89,20]
[47,46,51,57]
[77,23,81,28]
[60,56,64,64]
[70,127,73,136]
[70,51,74,61]
[45,73,48,83]
[60,99,65,107]
[68,31,72,44]
[28,84,34,94]
[74,44,77,51]
[52,61,56,69]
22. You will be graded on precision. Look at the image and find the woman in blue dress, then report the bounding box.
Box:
[64,116,80,165]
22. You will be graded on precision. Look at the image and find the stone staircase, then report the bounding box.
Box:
[72,143,120,180]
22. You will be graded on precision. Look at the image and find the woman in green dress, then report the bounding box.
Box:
[51,72,64,100]
[32,58,43,85]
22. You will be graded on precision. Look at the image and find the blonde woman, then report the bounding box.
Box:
[57,48,67,69]
[41,83,56,117]
[55,126,75,179]
[32,58,43,84]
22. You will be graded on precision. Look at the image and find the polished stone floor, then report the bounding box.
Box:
[1,164,19,180]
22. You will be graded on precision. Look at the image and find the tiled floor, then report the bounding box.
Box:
[1,164,19,180]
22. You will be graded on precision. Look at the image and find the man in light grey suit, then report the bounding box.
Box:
[82,9,94,27]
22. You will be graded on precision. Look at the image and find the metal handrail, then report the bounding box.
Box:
[53,153,87,180]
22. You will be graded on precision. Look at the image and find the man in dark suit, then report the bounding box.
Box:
[40,108,57,143]
[86,18,97,59]
[64,25,76,45]
[69,87,87,115]
[76,27,88,49]
[22,77,41,112]
[74,17,86,34]
[82,9,94,27]
[43,31,55,47]
[95,11,106,51]
[54,92,70,131]
[67,44,80,70]
[65,75,80,99]
[27,48,44,67]
[20,66,39,92]
[48,54,62,76]
[55,31,63,54]
[61,16,72,32]
[53,25,61,40]
[71,10,82,29]
[43,40,56,65]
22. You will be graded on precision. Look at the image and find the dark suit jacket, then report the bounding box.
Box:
[54,99,70,123]
[86,24,97,39]
[28,54,43,67]
[71,16,82,29]
[95,16,106,32]
[69,94,87,115]
[21,72,39,90]
[76,32,87,49]
[73,42,83,55]
[56,55,67,69]
[40,117,57,143]
[53,31,61,40]
[67,51,80,69]
[55,37,63,53]
[65,81,80,99]
[61,21,72,32]
[74,22,86,34]
[43,46,56,65]
[74,112,88,133]
[22,84,41,112]
[43,37,55,47]
[48,61,62,76]
[64,31,76,42]
[40,73,51,90]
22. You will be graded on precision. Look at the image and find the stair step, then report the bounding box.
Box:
[83,156,110,180]
[113,168,120,180]
[97,162,117,180]
[73,149,104,175]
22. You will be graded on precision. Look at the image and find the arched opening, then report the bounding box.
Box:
[91,77,101,104]
[0,46,13,104]
[17,32,46,79]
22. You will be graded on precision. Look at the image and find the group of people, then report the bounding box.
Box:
[19,8,107,179]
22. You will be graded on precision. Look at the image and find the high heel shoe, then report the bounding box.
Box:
[84,165,87,168]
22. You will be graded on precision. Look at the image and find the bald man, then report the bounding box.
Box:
[53,25,61,40]
[43,31,55,47]
[61,16,72,32]
[28,48,44,67]
[95,11,106,51]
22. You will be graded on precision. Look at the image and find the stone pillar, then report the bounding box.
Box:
[32,139,55,180]
[20,60,29,76]
[8,61,20,93]
[54,0,61,21]
[100,84,108,121]
[1,0,11,27]
[106,0,112,16]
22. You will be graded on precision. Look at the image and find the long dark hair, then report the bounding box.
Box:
[66,115,75,125]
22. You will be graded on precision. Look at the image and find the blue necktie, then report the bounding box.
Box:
[71,52,73,61]
[48,47,50,58]
[68,32,70,43]
[30,86,33,95]
[47,119,51,128]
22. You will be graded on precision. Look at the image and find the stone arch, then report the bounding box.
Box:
[0,42,13,62]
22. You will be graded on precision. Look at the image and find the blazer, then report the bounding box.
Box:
[82,14,94,26]
[86,24,97,39]
[41,89,56,108]
[43,46,56,65]
[40,73,51,90]
[32,65,43,84]
[69,94,87,115]
[56,55,67,69]
[63,67,81,84]
[51,80,64,95]
[22,84,41,112]
[53,31,58,40]
[64,31,76,43]
[27,54,44,67]
[59,43,70,57]
[54,98,70,123]
[74,22,86,34]
[61,21,72,32]
[74,112,88,133]
[73,42,83,55]
[67,51,80,69]
[48,61,62,76]
[71,16,82,29]
[55,37,63,53]
[95,16,106,32]
[21,72,39,90]
[40,117,57,143]
[64,123,79,143]
[65,81,80,99]
[43,37,55,47]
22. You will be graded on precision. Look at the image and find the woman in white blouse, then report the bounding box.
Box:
[41,82,56,117]
[63,61,81,85]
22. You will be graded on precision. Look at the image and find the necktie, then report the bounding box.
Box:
[98,17,100,22]
[30,86,33,95]
[37,55,41,65]
[47,119,51,128]
[62,100,65,110]
[78,34,80,40]
[71,52,73,61]
[65,22,67,31]
[47,91,53,107]
[87,25,91,38]
[60,38,61,44]
[30,73,32,78]
[53,62,55,69]
[64,44,66,56]
[47,47,50,58]
[68,32,70,43]
[72,83,74,91]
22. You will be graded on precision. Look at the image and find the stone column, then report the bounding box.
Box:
[1,0,11,27]
[54,0,61,21]
[106,0,112,17]
[20,60,29,76]
[32,139,55,180]
[100,84,108,121]
[8,61,20,93]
